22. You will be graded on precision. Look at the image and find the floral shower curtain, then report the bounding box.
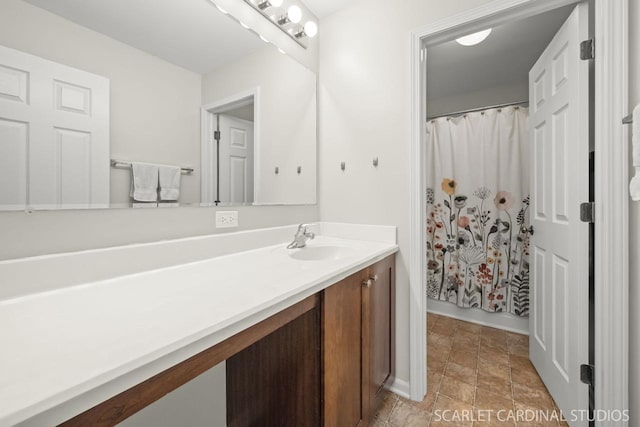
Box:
[426,106,531,316]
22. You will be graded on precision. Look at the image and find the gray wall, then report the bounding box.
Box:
[318,0,494,392]
[427,81,528,118]
[0,205,318,260]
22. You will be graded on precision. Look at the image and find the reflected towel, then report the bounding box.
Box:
[159,165,181,201]
[130,162,158,202]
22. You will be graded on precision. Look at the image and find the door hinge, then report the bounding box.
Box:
[213,130,221,141]
[580,39,595,60]
[580,202,595,223]
[580,364,594,386]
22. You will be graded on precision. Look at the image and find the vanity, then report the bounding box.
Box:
[0,224,398,426]
[0,1,397,425]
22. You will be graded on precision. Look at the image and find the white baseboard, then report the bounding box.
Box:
[386,377,411,400]
[427,298,529,335]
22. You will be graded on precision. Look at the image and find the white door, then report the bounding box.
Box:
[528,3,589,424]
[0,45,109,210]
[218,114,254,204]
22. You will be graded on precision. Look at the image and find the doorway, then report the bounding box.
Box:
[201,89,258,206]
[409,0,629,423]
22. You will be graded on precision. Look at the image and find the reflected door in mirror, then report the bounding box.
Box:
[218,114,254,205]
[0,44,109,211]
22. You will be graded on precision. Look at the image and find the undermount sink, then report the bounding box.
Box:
[288,245,355,261]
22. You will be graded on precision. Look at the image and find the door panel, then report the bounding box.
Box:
[0,45,109,210]
[528,3,589,424]
[363,256,395,422]
[218,114,254,204]
[322,271,363,427]
[0,118,27,209]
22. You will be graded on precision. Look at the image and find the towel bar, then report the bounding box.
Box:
[110,159,194,174]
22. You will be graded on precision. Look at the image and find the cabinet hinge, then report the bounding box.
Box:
[580,202,595,223]
[213,130,221,141]
[580,39,595,60]
[580,364,594,386]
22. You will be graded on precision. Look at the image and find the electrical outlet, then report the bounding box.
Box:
[216,211,238,228]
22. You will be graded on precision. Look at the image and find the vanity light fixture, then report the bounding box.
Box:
[456,28,492,46]
[241,0,317,48]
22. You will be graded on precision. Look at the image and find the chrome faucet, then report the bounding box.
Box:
[287,224,315,249]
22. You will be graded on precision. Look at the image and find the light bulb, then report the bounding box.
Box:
[303,21,318,38]
[270,0,283,6]
[456,29,492,46]
[287,5,302,23]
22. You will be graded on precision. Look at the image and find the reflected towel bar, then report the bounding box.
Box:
[623,114,633,125]
[110,159,194,174]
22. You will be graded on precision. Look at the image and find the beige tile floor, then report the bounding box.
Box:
[372,313,569,427]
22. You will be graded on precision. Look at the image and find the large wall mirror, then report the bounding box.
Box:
[0,0,317,210]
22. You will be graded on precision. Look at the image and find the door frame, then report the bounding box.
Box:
[408,0,629,419]
[201,87,261,205]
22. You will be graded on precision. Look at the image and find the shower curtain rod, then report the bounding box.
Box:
[427,100,529,121]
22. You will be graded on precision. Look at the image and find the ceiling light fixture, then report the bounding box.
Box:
[456,28,492,46]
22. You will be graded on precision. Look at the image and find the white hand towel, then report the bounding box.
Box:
[130,162,159,202]
[630,104,640,201]
[159,165,181,201]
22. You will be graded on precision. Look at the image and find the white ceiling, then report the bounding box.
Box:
[426,5,575,100]
[24,0,266,74]
[301,0,356,19]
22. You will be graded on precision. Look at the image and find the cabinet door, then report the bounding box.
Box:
[363,255,395,421]
[322,271,364,427]
[227,304,321,427]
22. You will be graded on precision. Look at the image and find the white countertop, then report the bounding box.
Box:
[0,233,397,426]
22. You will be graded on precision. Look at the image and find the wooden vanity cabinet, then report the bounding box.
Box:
[60,256,395,427]
[322,269,365,426]
[323,254,396,427]
[362,255,395,422]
